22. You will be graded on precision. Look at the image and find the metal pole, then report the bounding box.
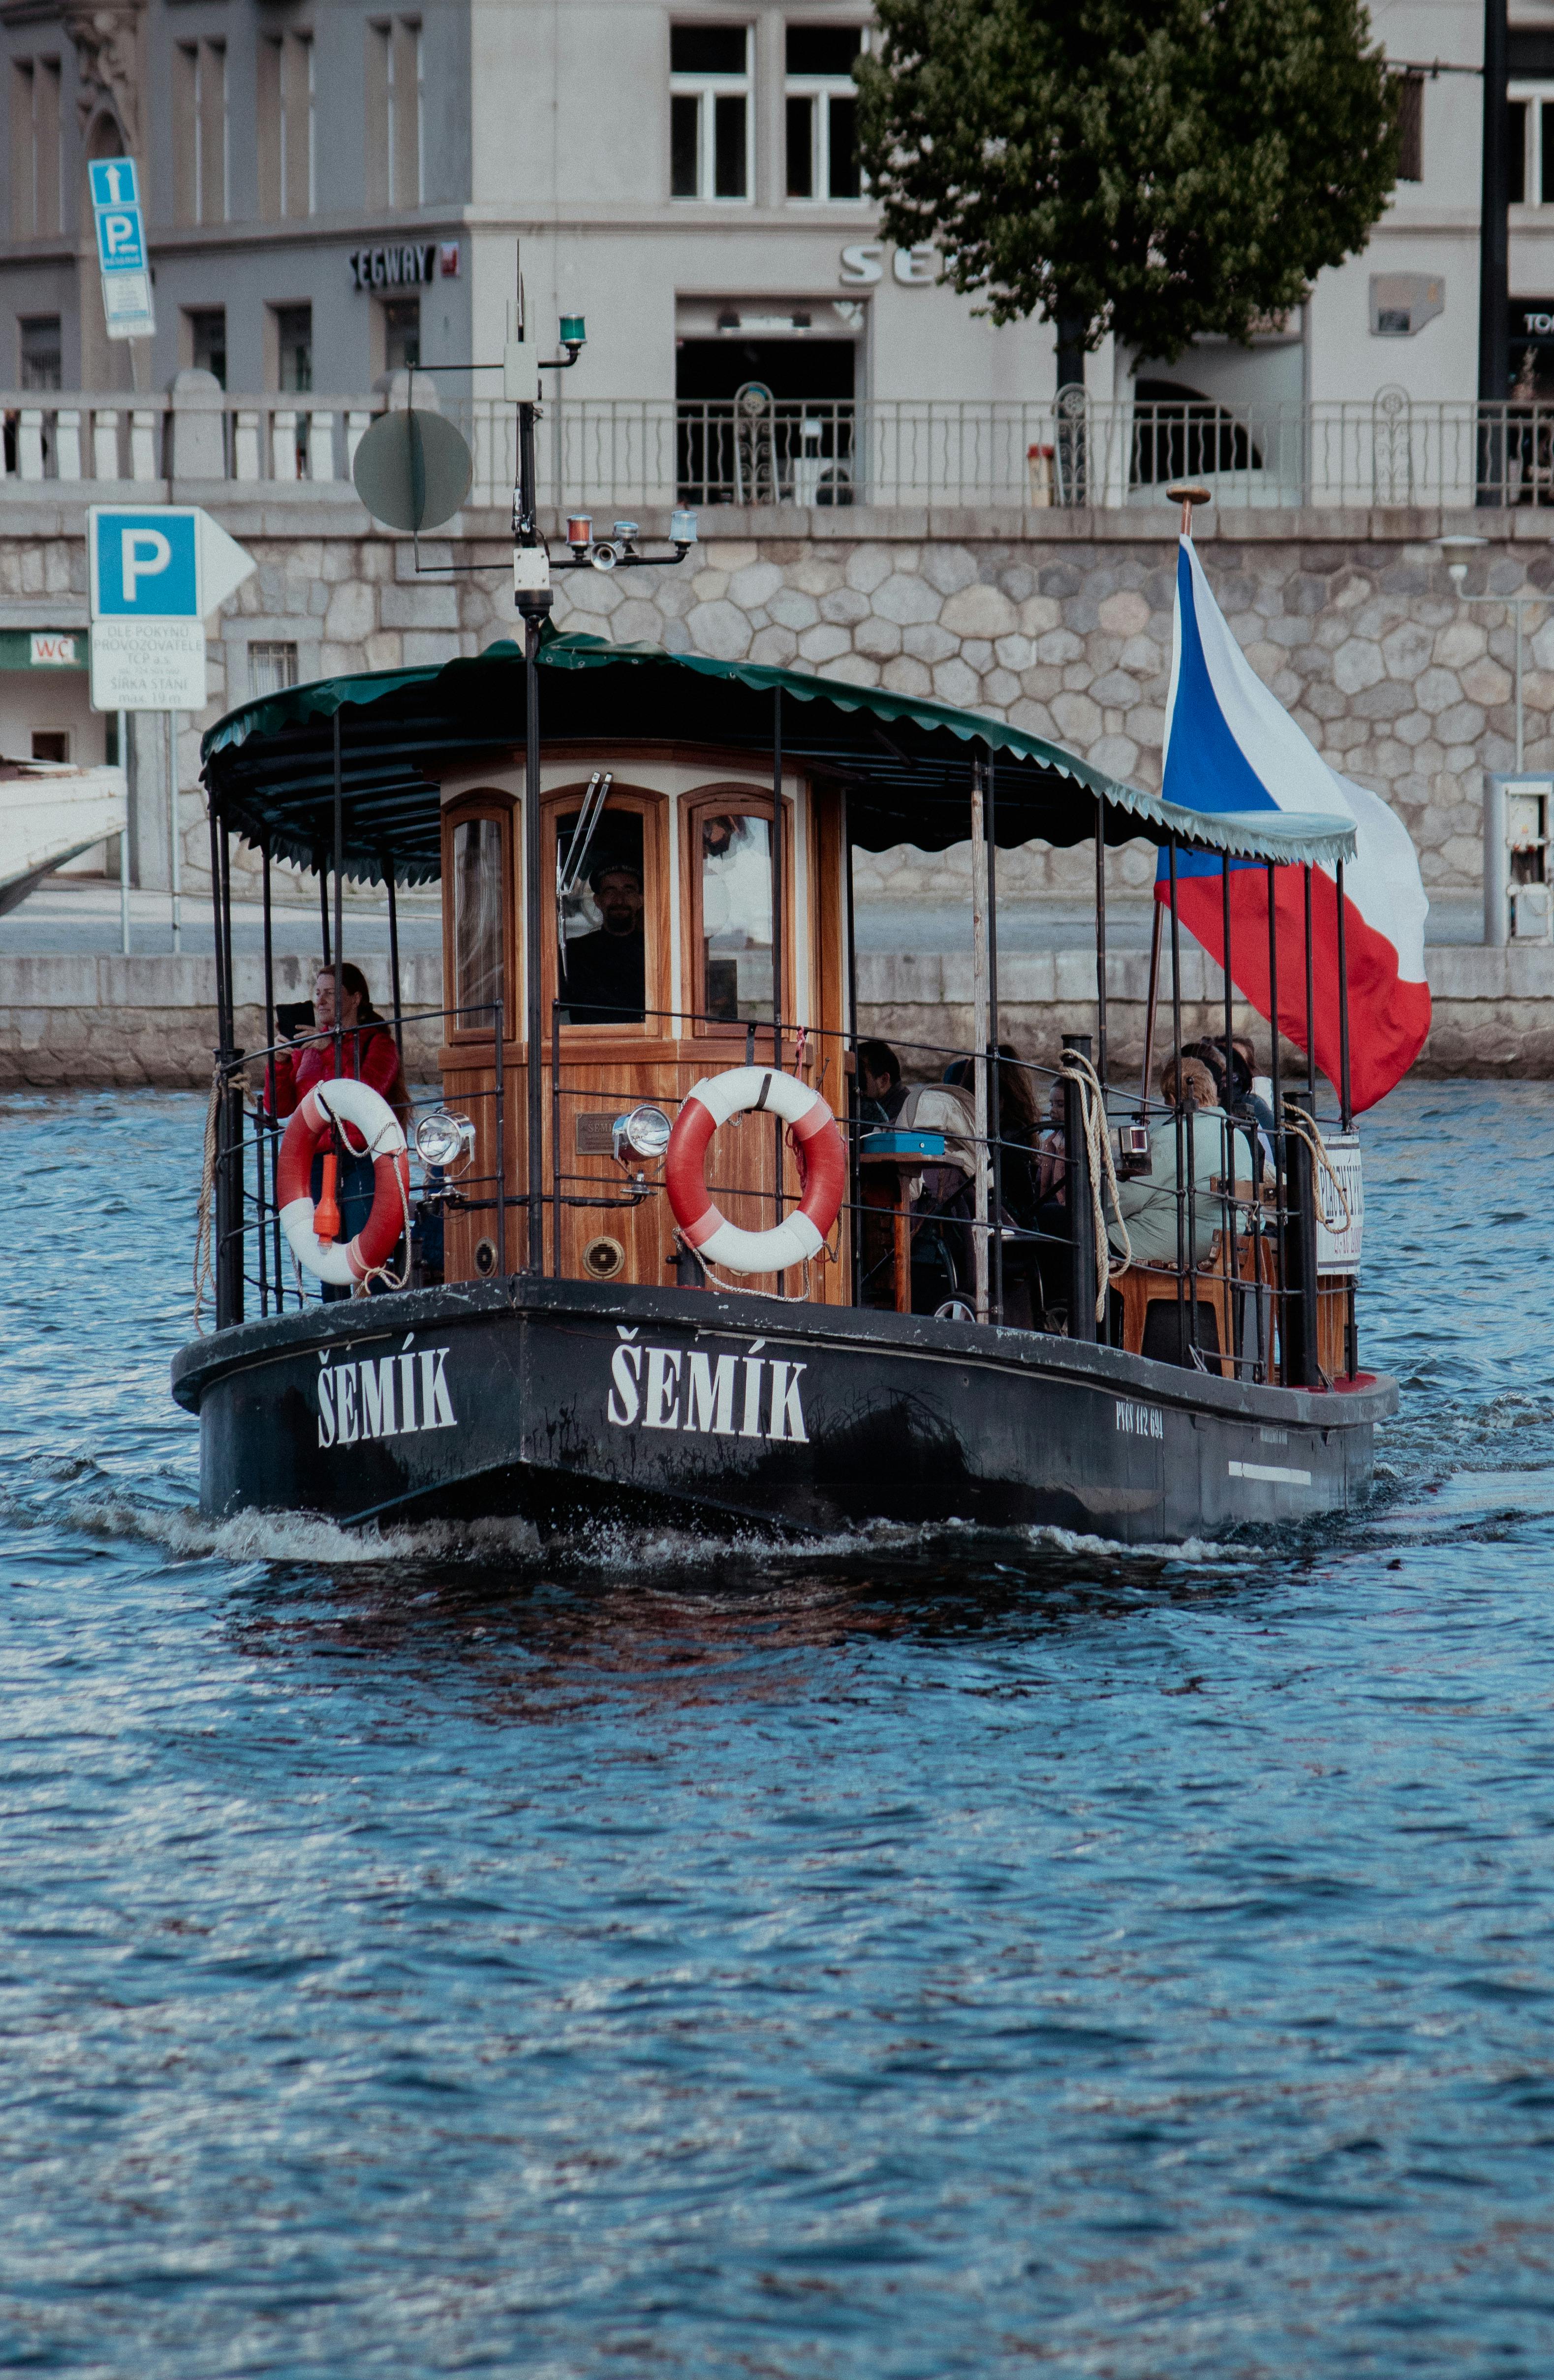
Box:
[1517,596,1525,769]
[771,687,785,1289]
[262,837,282,1312]
[386,859,404,1052]
[1283,1088,1321,1388]
[1336,856,1353,1133]
[1267,859,1286,1384]
[523,612,545,1273]
[118,709,130,955]
[969,756,991,1322]
[1303,864,1317,1107]
[1167,836,1188,1353]
[318,859,331,968]
[842,783,861,1307]
[1093,791,1108,1089]
[987,748,1002,1327]
[167,709,181,955]
[1140,896,1163,1109]
[1062,1030,1096,1341]
[1479,0,1509,499]
[332,710,344,1078]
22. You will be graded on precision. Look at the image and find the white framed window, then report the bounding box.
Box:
[784,26,865,201]
[670,25,751,202]
[368,17,423,209]
[1510,87,1554,205]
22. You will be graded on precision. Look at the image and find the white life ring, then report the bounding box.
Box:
[665,1066,846,1276]
[276,1077,409,1286]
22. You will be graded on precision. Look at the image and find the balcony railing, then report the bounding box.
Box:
[2,382,1553,512]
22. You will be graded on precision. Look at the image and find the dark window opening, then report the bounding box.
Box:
[676,338,856,504]
[671,26,746,74]
[786,94,812,196]
[828,94,859,197]
[1397,71,1424,181]
[1510,100,1528,204]
[557,806,646,1027]
[31,730,68,762]
[713,93,746,196]
[785,27,861,75]
[671,93,699,195]
[382,296,419,371]
[276,303,312,393]
[187,307,227,387]
[18,313,61,391]
[1129,379,1263,488]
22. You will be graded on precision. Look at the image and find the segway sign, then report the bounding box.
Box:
[87,505,256,711]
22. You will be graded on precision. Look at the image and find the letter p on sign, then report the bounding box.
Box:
[88,509,198,619]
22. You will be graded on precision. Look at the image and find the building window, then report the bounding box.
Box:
[173,40,227,225]
[784,27,864,200]
[1508,87,1554,205]
[381,296,420,371]
[31,728,68,763]
[10,58,61,238]
[18,314,61,390]
[186,307,226,386]
[367,18,423,210]
[249,641,298,697]
[275,304,313,392]
[670,26,751,201]
[258,31,313,221]
[1395,69,1424,183]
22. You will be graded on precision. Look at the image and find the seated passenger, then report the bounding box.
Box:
[560,860,646,1025]
[1110,1055,1228,1271]
[266,962,408,1303]
[856,1038,907,1126]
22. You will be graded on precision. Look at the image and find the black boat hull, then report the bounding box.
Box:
[171,1280,1395,1544]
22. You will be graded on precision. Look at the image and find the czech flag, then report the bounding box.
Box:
[1159,536,1430,1113]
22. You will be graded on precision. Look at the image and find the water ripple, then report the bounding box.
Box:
[3,1081,1554,2375]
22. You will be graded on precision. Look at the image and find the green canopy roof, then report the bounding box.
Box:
[200,629,1358,888]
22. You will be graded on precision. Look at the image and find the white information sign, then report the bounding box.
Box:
[89,158,155,343]
[87,504,257,712]
[1315,1132,1364,1274]
[89,618,207,711]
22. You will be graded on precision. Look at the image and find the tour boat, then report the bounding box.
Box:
[170,616,1398,1547]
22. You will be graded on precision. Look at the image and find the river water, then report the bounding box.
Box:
[2,1080,1552,2378]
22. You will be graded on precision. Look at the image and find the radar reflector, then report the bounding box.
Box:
[351,407,474,532]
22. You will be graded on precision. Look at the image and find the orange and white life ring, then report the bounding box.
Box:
[666,1066,845,1276]
[276,1077,409,1286]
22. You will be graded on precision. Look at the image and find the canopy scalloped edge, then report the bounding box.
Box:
[201,628,1358,872]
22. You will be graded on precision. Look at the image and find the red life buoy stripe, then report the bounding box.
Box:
[276,1079,409,1286]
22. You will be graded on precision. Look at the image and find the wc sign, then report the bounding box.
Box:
[87,506,256,712]
[88,158,155,343]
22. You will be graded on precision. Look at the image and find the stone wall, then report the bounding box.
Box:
[2,495,1548,920]
[5,942,1553,1089]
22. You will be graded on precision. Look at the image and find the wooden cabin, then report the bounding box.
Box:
[434,740,849,1294]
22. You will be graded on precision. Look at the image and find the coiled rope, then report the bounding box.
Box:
[1055,1047,1132,1322]
[1280,1101,1354,1234]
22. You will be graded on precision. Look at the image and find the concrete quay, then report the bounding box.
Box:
[1,938,1545,1091]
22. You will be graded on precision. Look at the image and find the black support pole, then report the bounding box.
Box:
[331,713,344,1079]
[986,746,1002,1326]
[386,857,404,1055]
[1283,1088,1322,1388]
[318,858,330,969]
[842,781,861,1306]
[772,687,785,1286]
[1336,856,1353,1133]
[1303,864,1317,1108]
[1094,792,1109,1089]
[1267,859,1286,1383]
[1479,0,1509,503]
[524,615,544,1274]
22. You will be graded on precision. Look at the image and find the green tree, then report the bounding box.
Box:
[855,0,1400,362]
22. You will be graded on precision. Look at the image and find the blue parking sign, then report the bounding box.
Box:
[89,159,146,275]
[91,510,199,618]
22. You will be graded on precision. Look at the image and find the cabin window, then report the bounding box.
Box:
[556,804,647,1026]
[451,814,505,1030]
[696,808,774,1022]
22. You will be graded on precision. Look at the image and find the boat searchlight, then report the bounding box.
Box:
[614,1105,673,1164]
[415,1110,477,1170]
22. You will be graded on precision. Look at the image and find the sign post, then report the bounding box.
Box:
[88,158,155,347]
[88,505,256,954]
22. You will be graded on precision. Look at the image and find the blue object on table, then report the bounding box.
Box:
[858,1129,947,1159]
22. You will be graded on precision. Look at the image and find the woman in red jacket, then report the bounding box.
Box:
[269,963,408,1300]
